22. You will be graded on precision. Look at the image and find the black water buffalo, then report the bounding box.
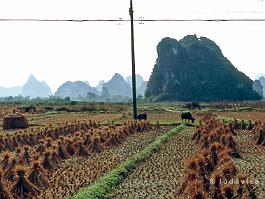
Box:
[19,106,36,113]
[184,102,200,109]
[181,112,195,123]
[45,106,53,111]
[137,113,147,120]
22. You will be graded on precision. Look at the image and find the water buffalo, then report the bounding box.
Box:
[184,102,200,110]
[137,113,147,121]
[181,112,195,123]
[19,106,36,113]
[45,106,53,111]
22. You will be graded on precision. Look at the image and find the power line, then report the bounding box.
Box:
[0,18,264,22]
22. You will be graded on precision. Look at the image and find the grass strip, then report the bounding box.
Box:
[73,124,187,199]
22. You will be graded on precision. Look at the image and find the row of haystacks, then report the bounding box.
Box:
[0,120,152,198]
[179,119,257,199]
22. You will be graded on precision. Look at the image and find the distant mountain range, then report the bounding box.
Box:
[0,86,22,97]
[1,69,262,100]
[125,74,144,89]
[125,74,147,96]
[0,75,52,98]
[96,80,105,91]
[102,73,132,97]
[256,74,265,80]
[0,73,148,99]
[137,81,148,96]
[252,80,263,97]
[53,73,147,99]
[22,75,52,98]
[256,75,265,97]
[54,81,99,99]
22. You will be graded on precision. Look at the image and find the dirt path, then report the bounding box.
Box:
[235,130,265,198]
[108,128,197,199]
[38,127,171,199]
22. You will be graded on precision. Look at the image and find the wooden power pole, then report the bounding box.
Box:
[129,0,137,120]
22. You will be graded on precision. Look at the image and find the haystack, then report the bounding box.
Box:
[3,112,29,129]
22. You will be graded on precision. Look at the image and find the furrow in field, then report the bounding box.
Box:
[108,128,197,199]
[235,130,265,198]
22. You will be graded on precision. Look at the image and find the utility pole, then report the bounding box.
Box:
[129,0,137,120]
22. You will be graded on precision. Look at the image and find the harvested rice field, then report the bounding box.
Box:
[0,103,265,199]
[108,128,197,199]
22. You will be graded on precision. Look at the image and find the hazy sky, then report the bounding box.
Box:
[0,0,264,92]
